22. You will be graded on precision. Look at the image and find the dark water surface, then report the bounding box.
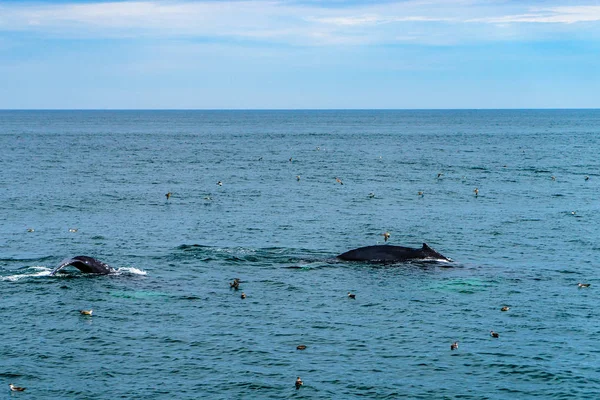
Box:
[1,110,600,399]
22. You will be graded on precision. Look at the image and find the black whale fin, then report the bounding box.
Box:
[421,243,450,261]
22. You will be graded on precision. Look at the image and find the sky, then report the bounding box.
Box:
[0,0,599,109]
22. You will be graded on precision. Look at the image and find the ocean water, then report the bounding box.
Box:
[1,109,600,399]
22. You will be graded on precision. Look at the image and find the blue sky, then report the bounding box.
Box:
[0,0,599,109]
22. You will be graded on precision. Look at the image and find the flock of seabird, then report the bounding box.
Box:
[15,170,593,392]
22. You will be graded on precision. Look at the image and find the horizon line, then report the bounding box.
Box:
[1,108,599,111]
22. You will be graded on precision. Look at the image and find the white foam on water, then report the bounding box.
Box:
[115,267,147,276]
[1,266,53,281]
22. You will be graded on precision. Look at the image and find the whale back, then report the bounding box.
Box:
[337,243,450,263]
[50,256,115,275]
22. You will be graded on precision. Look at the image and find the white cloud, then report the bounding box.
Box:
[0,1,598,45]
[471,5,600,24]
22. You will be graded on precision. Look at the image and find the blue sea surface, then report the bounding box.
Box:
[1,110,600,399]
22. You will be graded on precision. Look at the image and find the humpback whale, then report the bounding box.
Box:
[337,243,450,263]
[50,256,115,275]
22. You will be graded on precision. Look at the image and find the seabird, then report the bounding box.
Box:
[230,279,240,290]
[490,330,499,338]
[335,177,343,185]
[418,191,424,197]
[69,228,78,233]
[295,377,303,389]
[241,292,246,299]
[80,309,93,316]
[289,157,293,162]
[501,306,510,312]
[450,341,459,350]
[551,176,556,181]
[296,345,307,350]
[382,232,390,242]
[27,228,35,232]
[578,283,591,288]
[474,188,479,197]
[368,192,375,198]
[585,176,590,181]
[296,175,300,181]
[9,384,26,392]
[165,192,172,200]
[348,292,356,299]
[217,181,222,186]
[437,173,444,178]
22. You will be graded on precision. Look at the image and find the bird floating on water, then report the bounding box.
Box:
[296,175,300,181]
[578,283,591,288]
[295,377,303,389]
[348,292,356,299]
[230,279,240,290]
[382,232,390,242]
[80,309,93,316]
[27,228,35,232]
[69,228,78,233]
[296,345,307,350]
[437,173,444,179]
[551,176,556,181]
[335,177,343,185]
[417,191,424,197]
[165,192,172,200]
[501,306,510,312]
[450,341,459,350]
[474,188,479,197]
[241,292,246,299]
[9,384,26,392]
[217,181,222,186]
[368,192,375,198]
[585,176,590,181]
[490,330,499,338]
